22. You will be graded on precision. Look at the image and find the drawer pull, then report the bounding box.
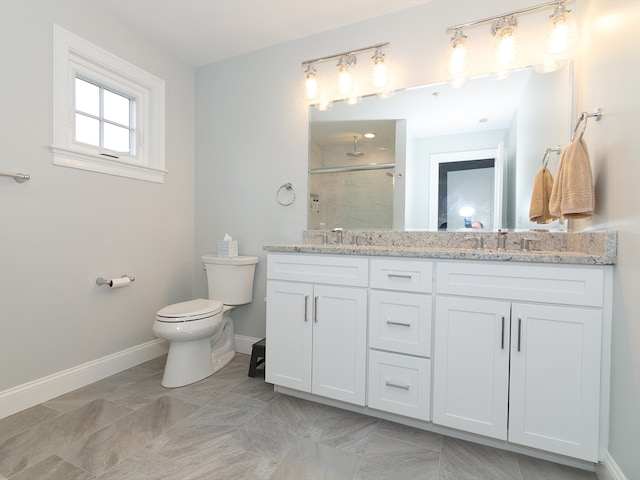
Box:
[386,319,411,327]
[387,271,413,279]
[385,380,410,390]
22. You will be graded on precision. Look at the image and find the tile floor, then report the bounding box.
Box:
[0,354,598,480]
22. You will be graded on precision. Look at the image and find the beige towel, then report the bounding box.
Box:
[549,138,595,221]
[529,167,557,224]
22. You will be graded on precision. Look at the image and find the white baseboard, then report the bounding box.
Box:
[0,334,261,420]
[234,334,263,355]
[597,452,628,480]
[0,339,168,420]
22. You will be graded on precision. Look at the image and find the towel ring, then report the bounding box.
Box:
[276,182,296,206]
[571,109,603,142]
[541,147,561,169]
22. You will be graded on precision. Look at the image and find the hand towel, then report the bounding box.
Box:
[549,138,595,221]
[529,167,557,224]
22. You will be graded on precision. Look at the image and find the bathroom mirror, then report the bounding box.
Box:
[308,63,572,231]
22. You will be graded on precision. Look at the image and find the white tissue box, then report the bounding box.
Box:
[217,240,238,258]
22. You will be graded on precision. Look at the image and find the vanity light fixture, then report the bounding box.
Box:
[370,47,391,91]
[301,42,390,108]
[302,64,321,102]
[491,16,519,80]
[444,1,577,84]
[538,3,578,72]
[447,28,471,88]
[336,54,357,99]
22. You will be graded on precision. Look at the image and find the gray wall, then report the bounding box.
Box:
[0,0,637,477]
[0,1,195,389]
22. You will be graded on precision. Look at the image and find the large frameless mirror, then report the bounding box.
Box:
[308,63,572,231]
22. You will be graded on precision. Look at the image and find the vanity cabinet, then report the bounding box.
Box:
[265,253,368,405]
[432,261,605,461]
[265,250,611,464]
[367,258,433,421]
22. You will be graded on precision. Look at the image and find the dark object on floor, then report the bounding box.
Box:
[248,338,266,377]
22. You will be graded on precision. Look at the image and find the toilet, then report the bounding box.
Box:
[153,255,258,388]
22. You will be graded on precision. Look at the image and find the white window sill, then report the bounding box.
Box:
[51,146,167,183]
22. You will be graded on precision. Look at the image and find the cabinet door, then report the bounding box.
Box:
[509,303,602,461]
[265,280,313,392]
[433,296,511,440]
[312,285,368,405]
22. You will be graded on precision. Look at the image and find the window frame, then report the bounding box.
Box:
[51,25,166,183]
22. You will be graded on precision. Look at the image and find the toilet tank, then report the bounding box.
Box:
[202,255,258,305]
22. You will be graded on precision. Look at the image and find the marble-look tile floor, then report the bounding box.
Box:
[0,354,598,480]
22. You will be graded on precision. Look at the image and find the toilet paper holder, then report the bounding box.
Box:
[96,275,136,287]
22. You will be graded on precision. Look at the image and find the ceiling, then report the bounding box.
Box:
[96,0,434,67]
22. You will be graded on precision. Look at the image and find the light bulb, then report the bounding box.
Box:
[447,29,470,88]
[370,48,390,90]
[302,64,320,102]
[545,6,578,57]
[492,17,518,80]
[448,30,470,76]
[336,55,356,98]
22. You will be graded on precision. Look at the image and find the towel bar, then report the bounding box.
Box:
[0,172,30,183]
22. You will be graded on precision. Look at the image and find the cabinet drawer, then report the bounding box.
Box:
[267,253,368,287]
[369,290,432,357]
[436,261,605,307]
[368,350,431,421]
[370,258,433,293]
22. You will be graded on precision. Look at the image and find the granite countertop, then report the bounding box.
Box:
[264,230,617,265]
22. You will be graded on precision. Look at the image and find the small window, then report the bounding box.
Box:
[75,77,135,154]
[51,25,166,183]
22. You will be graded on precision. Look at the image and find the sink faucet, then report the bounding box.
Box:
[497,229,508,251]
[333,228,344,245]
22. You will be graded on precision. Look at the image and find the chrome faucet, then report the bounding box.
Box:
[521,237,537,252]
[333,227,344,245]
[497,230,508,251]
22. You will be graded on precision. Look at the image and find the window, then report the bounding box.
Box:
[52,25,166,183]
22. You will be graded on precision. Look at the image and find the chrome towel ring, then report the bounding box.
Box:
[276,182,296,206]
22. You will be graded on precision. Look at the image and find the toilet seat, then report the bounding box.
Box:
[156,298,223,323]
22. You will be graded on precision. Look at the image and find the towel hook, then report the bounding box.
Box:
[571,108,603,141]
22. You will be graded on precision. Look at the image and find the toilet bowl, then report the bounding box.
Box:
[153,255,258,388]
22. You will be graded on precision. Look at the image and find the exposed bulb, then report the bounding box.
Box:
[545,7,578,57]
[336,55,356,98]
[302,64,321,102]
[447,29,470,86]
[492,18,518,80]
[369,48,390,90]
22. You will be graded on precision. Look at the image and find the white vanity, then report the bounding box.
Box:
[264,230,615,467]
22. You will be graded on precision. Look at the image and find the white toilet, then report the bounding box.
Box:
[153,254,258,388]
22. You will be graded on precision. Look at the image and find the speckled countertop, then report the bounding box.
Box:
[264,230,617,265]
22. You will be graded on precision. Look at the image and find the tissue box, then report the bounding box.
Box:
[217,240,238,258]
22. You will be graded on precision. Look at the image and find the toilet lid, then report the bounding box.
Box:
[156,299,223,322]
